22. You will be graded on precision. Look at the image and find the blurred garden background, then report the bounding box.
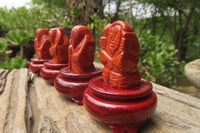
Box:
[0,0,200,96]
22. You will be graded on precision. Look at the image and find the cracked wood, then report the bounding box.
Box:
[0,67,200,133]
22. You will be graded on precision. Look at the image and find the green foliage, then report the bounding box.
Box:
[6,30,30,47]
[185,35,200,61]
[32,0,66,9]
[87,14,108,36]
[0,6,68,37]
[6,30,30,57]
[0,56,27,71]
[0,41,8,53]
[70,8,80,18]
[139,31,185,87]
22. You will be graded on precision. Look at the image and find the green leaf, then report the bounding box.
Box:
[0,56,27,71]
[0,41,8,53]
[91,14,97,21]
[70,8,80,18]
[6,30,30,47]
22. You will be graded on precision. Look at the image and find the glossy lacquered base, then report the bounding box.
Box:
[29,58,50,74]
[54,67,102,105]
[40,61,68,84]
[83,76,157,133]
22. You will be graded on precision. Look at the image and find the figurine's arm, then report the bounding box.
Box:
[40,37,51,59]
[73,34,94,67]
[40,37,49,49]
[112,32,140,73]
[50,44,57,58]
[111,37,125,67]
[100,49,110,65]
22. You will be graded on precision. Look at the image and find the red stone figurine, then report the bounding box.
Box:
[29,29,52,74]
[83,21,157,133]
[40,27,69,84]
[54,26,102,105]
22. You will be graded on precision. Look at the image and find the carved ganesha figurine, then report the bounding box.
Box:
[100,21,141,89]
[54,25,102,105]
[49,27,69,64]
[68,25,95,73]
[34,29,51,59]
[83,21,157,133]
[40,27,69,84]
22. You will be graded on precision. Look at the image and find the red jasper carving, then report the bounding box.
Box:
[40,27,69,84]
[54,25,102,105]
[100,21,141,89]
[83,21,157,133]
[49,27,69,64]
[68,25,95,73]
[34,29,52,59]
[29,29,52,74]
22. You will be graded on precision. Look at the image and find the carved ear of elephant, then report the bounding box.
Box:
[55,29,63,46]
[100,23,111,50]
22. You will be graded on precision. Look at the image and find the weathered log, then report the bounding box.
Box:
[0,69,30,133]
[0,68,200,133]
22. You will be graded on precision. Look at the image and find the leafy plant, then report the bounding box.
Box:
[6,30,30,57]
[70,8,80,18]
[0,56,27,71]
[0,6,68,36]
[87,14,108,53]
[139,30,185,87]
[87,14,108,37]
[0,41,7,53]
[0,41,12,60]
[185,35,200,62]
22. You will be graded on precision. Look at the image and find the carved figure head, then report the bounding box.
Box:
[70,26,92,49]
[107,25,121,52]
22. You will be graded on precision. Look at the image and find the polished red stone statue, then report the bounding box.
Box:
[29,29,52,74]
[40,27,69,84]
[54,25,102,105]
[83,21,157,133]
[68,26,95,73]
[100,22,141,89]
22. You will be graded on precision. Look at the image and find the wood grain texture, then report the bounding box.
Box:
[0,69,29,133]
[0,67,200,133]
